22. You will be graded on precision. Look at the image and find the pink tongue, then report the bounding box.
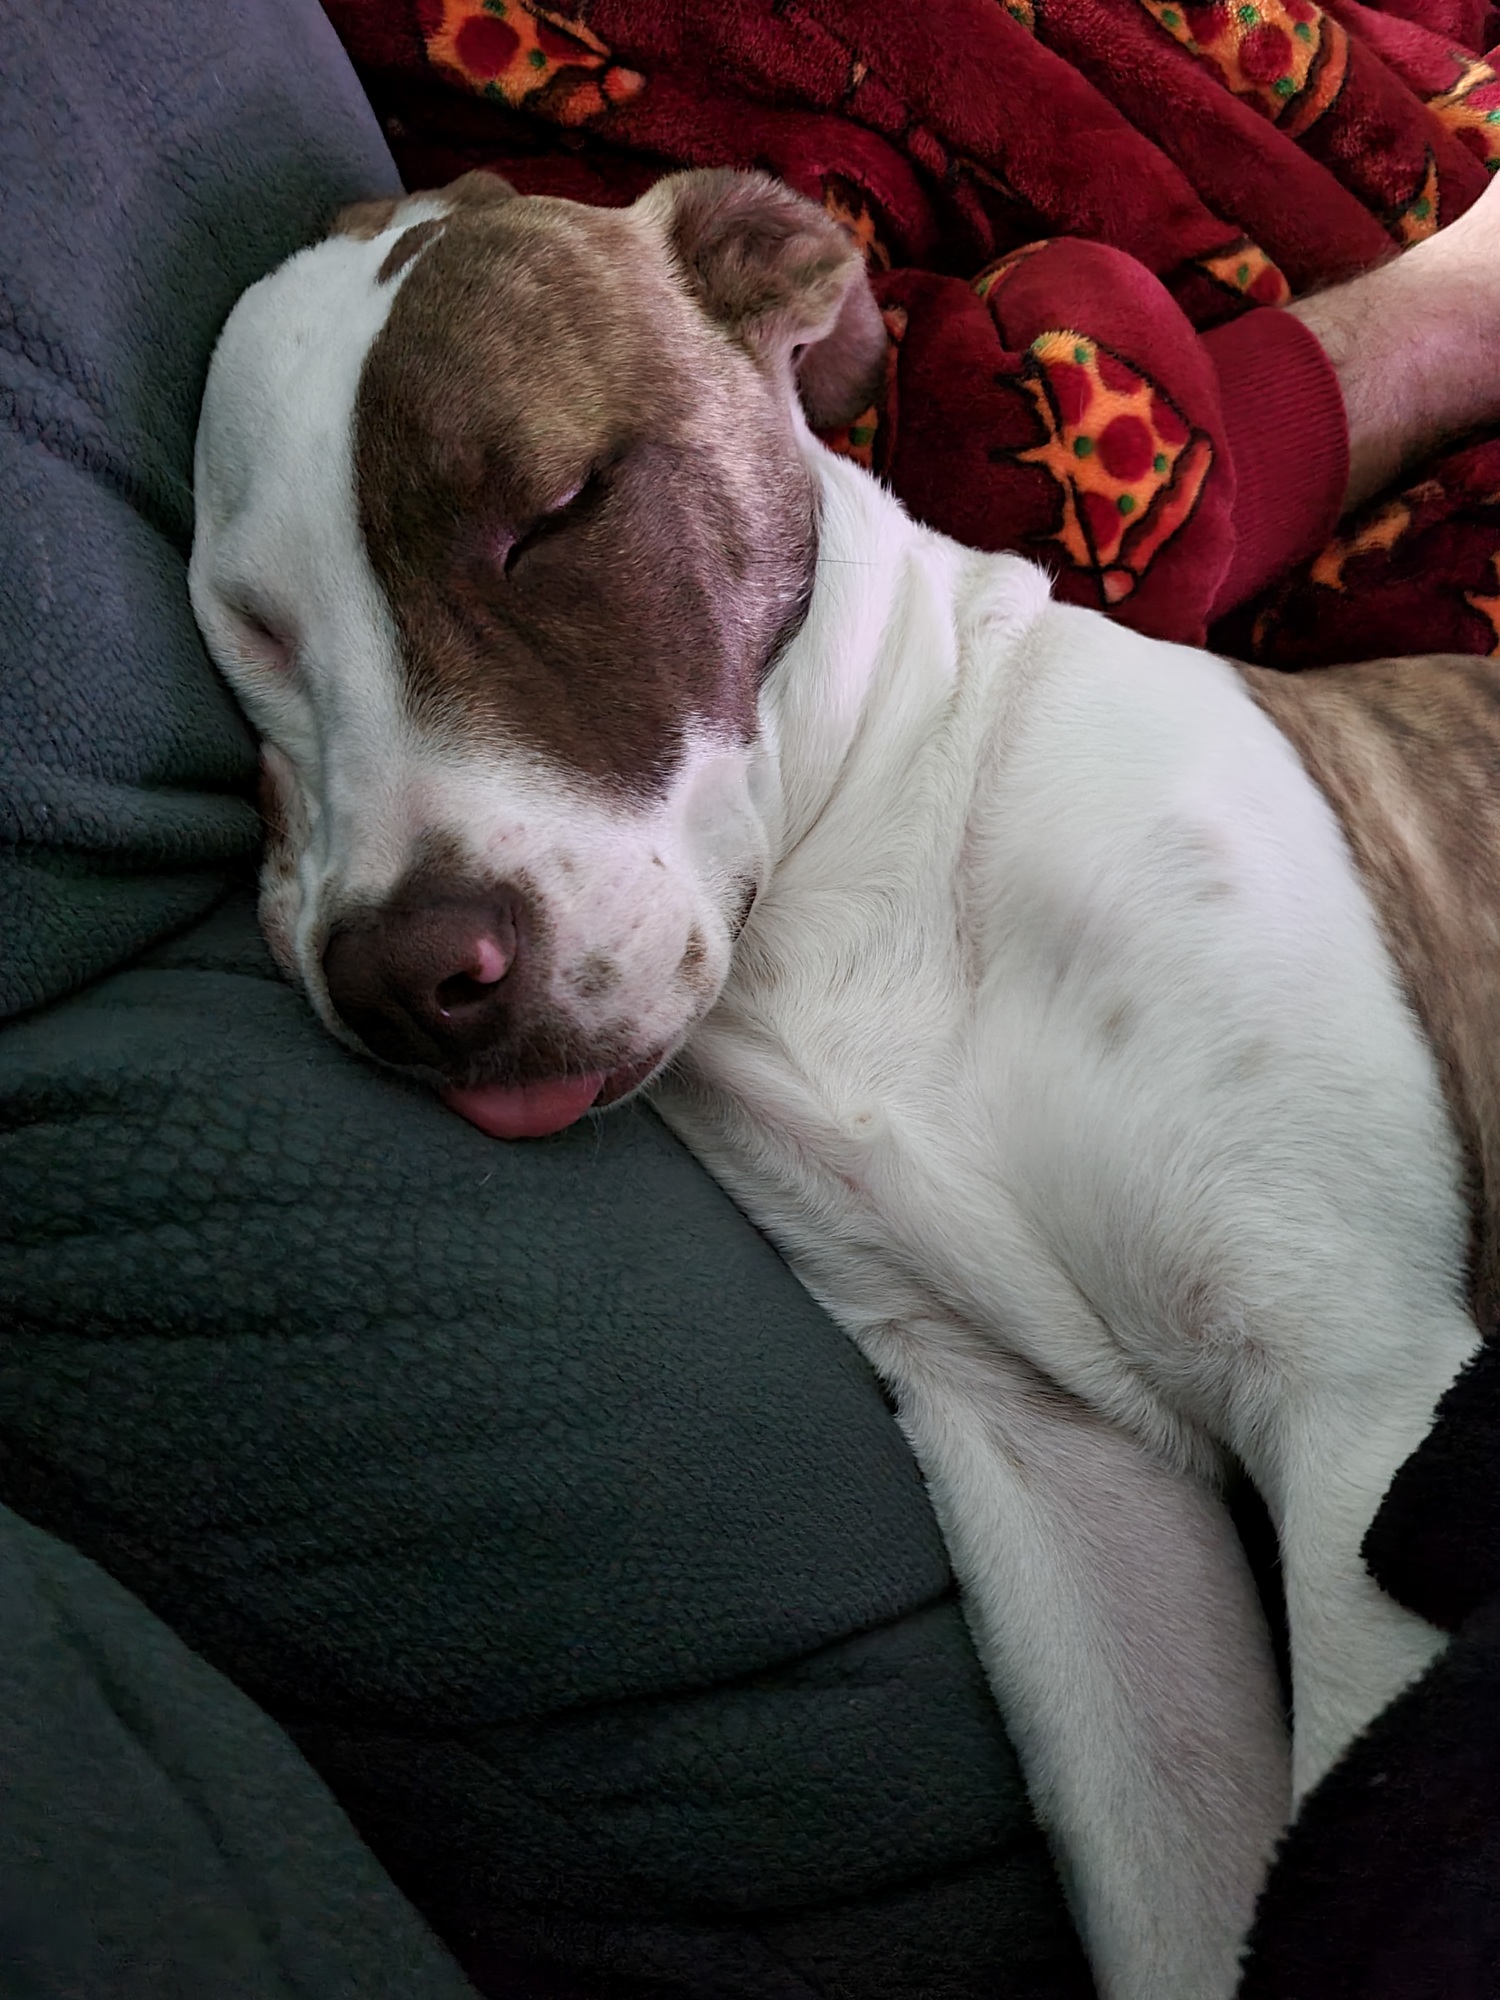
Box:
[443,1073,605,1140]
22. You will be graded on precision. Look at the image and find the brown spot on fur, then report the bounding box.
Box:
[729,880,758,939]
[678,926,715,996]
[1226,1040,1269,1085]
[1240,655,1500,1335]
[571,952,619,1000]
[378,219,447,285]
[406,827,474,886]
[1100,1001,1134,1053]
[351,173,874,796]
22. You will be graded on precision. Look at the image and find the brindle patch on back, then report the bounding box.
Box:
[351,194,817,797]
[1239,655,1500,1335]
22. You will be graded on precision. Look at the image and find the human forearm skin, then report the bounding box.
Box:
[1291,177,1500,516]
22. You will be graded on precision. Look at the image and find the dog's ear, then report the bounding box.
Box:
[656,169,887,429]
[439,170,521,212]
[332,171,518,243]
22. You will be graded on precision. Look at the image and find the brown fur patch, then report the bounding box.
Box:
[677,925,717,998]
[1239,655,1500,1334]
[441,170,519,208]
[334,172,513,245]
[378,220,447,285]
[334,195,407,241]
[571,952,619,1000]
[352,182,819,797]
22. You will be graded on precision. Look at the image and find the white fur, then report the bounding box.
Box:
[191,224,1480,2000]
[656,444,1478,1997]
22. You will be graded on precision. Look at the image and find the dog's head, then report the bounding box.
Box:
[189,169,884,1136]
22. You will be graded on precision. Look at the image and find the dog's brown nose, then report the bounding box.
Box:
[322,897,520,1067]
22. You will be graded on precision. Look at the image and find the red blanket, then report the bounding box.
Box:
[322,0,1500,664]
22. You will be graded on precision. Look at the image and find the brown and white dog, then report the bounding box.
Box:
[189,168,1500,2000]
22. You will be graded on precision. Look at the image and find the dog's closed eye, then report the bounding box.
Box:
[226,605,296,674]
[498,468,606,578]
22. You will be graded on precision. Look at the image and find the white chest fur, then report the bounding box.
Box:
[653,449,1479,2000]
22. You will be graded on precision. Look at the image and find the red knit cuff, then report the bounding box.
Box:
[1205,306,1350,619]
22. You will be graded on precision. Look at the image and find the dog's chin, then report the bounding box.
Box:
[442,1048,669,1141]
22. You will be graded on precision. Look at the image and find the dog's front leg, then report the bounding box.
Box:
[866,1329,1290,2000]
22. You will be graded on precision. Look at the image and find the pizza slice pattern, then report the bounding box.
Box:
[1015,330,1214,606]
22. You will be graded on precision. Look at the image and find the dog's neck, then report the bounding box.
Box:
[750,443,1040,876]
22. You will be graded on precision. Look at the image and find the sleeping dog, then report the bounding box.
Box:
[189,167,1498,1998]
